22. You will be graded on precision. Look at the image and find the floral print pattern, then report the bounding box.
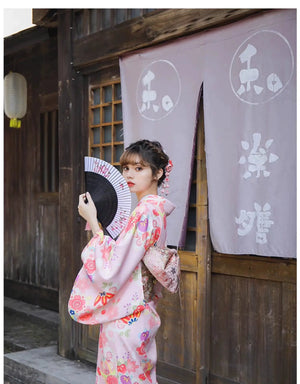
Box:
[68,195,175,383]
[95,302,161,384]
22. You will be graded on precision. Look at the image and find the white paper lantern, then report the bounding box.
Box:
[4,72,27,128]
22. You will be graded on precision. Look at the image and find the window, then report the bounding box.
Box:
[40,110,59,193]
[89,80,124,171]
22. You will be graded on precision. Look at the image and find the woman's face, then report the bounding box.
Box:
[122,155,162,200]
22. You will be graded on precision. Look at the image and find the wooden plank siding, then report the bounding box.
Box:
[4,28,59,311]
[210,264,296,384]
[72,9,264,69]
[211,250,296,384]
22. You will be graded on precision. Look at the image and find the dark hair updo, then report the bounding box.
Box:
[120,139,169,186]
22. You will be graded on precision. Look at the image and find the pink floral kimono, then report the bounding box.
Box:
[68,194,175,384]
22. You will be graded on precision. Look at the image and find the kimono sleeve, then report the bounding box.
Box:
[68,201,162,323]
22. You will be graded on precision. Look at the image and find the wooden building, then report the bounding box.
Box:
[4,9,296,384]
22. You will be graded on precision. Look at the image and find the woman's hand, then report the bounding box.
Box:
[78,192,100,235]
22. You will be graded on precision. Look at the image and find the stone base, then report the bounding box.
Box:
[4,346,95,384]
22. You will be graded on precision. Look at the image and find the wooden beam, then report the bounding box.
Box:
[73,8,266,69]
[57,9,84,360]
[32,9,58,28]
[212,252,296,283]
[4,26,52,56]
[32,9,50,24]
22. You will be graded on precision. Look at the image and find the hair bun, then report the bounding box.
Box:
[120,139,169,186]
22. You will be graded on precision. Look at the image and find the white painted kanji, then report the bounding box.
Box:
[230,30,294,105]
[239,133,279,179]
[235,202,274,244]
[136,60,181,121]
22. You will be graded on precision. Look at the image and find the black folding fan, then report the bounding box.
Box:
[84,157,131,239]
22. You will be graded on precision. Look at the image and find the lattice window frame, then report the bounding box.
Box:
[89,80,124,171]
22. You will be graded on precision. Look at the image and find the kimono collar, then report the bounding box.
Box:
[140,194,175,216]
[163,198,176,216]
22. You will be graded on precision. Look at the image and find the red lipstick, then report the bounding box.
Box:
[127,182,135,187]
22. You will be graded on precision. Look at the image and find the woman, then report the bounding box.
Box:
[68,140,175,384]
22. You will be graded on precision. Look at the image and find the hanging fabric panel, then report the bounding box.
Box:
[202,10,296,257]
[119,9,296,257]
[120,38,206,246]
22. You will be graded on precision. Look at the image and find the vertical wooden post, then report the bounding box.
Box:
[196,92,211,383]
[57,9,83,359]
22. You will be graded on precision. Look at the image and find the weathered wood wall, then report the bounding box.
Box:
[53,8,295,384]
[4,27,59,311]
[210,253,296,384]
[6,8,295,384]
